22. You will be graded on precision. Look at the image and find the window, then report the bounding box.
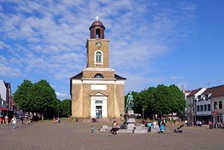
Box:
[200,105,203,112]
[94,73,103,78]
[95,100,102,104]
[219,101,222,109]
[96,29,101,38]
[96,51,102,62]
[214,102,217,109]
[208,104,210,111]
[197,105,199,111]
[94,50,103,66]
[198,95,201,101]
[204,105,207,111]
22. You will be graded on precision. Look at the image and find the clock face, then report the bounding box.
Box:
[95,42,102,49]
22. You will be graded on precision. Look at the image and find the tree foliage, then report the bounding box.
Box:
[14,80,33,112]
[14,80,59,119]
[126,84,186,117]
[60,99,71,117]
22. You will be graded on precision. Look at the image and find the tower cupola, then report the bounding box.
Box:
[89,16,105,39]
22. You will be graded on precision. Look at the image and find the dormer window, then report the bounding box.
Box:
[198,95,201,101]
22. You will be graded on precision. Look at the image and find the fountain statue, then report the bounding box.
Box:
[119,92,141,132]
[125,91,134,113]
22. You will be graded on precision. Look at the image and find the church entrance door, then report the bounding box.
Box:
[95,106,102,118]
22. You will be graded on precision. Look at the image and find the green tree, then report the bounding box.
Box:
[14,80,33,112]
[60,99,71,117]
[139,87,156,115]
[168,84,186,113]
[30,80,58,119]
[153,84,172,116]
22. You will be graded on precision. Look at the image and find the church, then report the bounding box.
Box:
[70,17,126,119]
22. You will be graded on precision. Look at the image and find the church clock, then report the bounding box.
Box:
[95,41,102,49]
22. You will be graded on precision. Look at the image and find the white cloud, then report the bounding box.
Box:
[56,92,70,100]
[0,0,196,95]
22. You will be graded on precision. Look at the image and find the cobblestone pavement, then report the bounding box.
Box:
[0,121,224,150]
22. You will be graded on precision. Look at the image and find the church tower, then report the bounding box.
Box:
[70,17,126,119]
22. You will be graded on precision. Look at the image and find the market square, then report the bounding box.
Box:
[0,120,223,150]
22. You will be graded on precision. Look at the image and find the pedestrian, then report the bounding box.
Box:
[11,115,17,129]
[57,117,60,123]
[159,122,165,133]
[53,117,56,124]
[91,126,94,133]
[110,121,117,134]
[5,115,8,125]
[158,117,161,128]
[20,116,24,124]
[147,119,152,133]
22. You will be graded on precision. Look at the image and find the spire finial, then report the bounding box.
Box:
[95,16,99,21]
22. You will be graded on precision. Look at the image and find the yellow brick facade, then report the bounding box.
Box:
[70,19,126,119]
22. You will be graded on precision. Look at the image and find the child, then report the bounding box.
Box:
[11,115,17,129]
[53,117,56,124]
[147,121,152,132]
[159,122,165,133]
[91,126,94,133]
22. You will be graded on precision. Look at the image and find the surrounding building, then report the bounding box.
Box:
[0,80,13,110]
[70,17,126,119]
[197,85,224,124]
[185,84,224,125]
[186,88,206,125]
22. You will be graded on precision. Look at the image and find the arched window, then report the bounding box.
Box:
[96,51,102,62]
[94,50,103,66]
[94,73,104,78]
[96,28,101,38]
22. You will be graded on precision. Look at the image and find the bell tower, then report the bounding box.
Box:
[86,16,109,68]
[89,16,105,39]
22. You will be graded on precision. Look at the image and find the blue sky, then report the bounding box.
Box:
[1,0,224,100]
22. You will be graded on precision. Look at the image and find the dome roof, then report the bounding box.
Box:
[89,21,105,30]
[91,21,104,26]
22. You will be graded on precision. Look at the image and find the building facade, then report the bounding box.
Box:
[186,88,206,124]
[186,85,224,125]
[0,80,13,110]
[198,85,224,124]
[70,18,126,119]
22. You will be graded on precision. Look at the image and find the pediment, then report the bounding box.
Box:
[90,92,108,97]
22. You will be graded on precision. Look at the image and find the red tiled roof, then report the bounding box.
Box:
[187,88,203,97]
[202,85,224,97]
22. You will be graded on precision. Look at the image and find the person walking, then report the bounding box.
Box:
[11,115,17,129]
